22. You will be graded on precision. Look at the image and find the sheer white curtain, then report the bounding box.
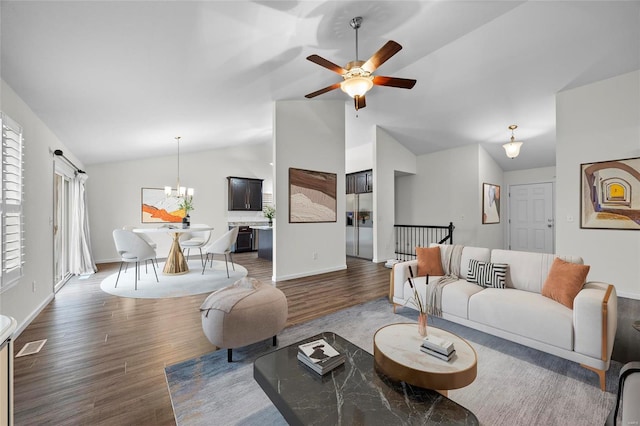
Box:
[69,173,97,275]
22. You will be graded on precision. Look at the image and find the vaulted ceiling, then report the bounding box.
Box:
[1,1,639,171]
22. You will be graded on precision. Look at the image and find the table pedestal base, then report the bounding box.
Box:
[164,233,189,275]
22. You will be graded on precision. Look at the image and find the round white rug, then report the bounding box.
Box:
[100,259,248,299]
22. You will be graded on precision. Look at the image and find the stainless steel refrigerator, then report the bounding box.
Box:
[346,193,373,260]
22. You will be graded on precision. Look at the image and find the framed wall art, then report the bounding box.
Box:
[482,182,500,224]
[289,168,337,223]
[141,187,183,223]
[580,157,640,230]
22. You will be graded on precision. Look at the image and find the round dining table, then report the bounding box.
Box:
[133,225,213,275]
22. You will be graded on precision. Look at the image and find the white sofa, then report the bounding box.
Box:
[391,245,617,390]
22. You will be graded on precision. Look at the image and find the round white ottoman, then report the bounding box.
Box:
[200,277,288,361]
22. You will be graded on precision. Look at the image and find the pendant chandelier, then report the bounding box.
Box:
[503,125,523,159]
[165,136,194,198]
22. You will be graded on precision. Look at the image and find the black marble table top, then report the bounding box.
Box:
[253,331,479,426]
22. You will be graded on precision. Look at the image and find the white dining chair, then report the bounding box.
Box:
[113,229,159,290]
[180,224,212,266]
[202,227,240,278]
[122,225,158,267]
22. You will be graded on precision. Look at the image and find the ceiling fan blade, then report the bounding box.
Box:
[306,54,347,75]
[354,95,366,111]
[372,75,417,89]
[305,82,341,99]
[362,40,402,73]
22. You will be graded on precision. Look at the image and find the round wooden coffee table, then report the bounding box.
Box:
[374,323,477,396]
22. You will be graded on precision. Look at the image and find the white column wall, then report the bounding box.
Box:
[374,127,417,262]
[273,100,346,281]
[556,70,640,299]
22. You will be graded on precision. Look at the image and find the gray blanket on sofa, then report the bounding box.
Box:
[427,244,464,317]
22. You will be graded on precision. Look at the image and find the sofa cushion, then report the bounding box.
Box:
[459,246,492,280]
[541,258,590,309]
[469,288,574,351]
[491,249,583,294]
[441,280,485,319]
[467,259,508,289]
[430,244,491,280]
[416,246,444,276]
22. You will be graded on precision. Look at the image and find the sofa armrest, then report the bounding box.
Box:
[392,260,418,301]
[573,282,617,361]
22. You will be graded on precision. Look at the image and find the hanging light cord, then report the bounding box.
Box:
[176,136,181,191]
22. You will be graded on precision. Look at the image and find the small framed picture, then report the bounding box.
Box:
[482,183,500,224]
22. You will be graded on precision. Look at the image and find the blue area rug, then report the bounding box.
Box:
[165,298,620,425]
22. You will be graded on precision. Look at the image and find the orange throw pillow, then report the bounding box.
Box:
[416,246,445,277]
[541,258,590,309]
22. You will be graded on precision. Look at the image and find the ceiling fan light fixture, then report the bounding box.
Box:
[340,76,374,98]
[503,125,523,159]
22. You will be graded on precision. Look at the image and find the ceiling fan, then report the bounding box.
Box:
[305,16,417,111]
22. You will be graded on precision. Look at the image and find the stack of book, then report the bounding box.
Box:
[384,259,399,269]
[297,338,346,375]
[420,334,456,361]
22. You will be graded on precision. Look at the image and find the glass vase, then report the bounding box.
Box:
[418,312,428,337]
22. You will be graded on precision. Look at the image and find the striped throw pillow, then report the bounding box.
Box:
[467,259,508,289]
[467,259,482,284]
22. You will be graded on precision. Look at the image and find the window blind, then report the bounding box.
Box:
[1,113,24,293]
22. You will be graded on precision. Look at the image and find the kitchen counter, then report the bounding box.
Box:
[1,314,16,426]
[0,315,16,344]
[228,221,270,227]
[250,226,273,261]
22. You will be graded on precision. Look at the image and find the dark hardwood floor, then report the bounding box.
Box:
[12,253,391,425]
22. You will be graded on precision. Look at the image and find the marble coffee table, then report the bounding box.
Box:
[374,323,478,396]
[254,331,479,425]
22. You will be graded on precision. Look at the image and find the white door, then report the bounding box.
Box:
[54,164,73,292]
[508,183,554,253]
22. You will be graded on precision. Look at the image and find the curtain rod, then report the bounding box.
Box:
[53,149,85,174]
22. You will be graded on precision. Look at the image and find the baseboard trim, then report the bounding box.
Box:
[274,264,347,282]
[13,292,55,339]
[616,291,640,301]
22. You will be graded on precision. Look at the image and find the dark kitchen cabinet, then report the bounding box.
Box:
[227,177,263,211]
[234,226,254,252]
[346,170,372,194]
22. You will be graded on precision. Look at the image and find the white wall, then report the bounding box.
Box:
[504,166,556,186]
[346,143,373,174]
[87,142,273,262]
[374,127,417,262]
[477,145,505,249]
[395,144,486,246]
[0,80,84,333]
[557,70,640,299]
[273,100,345,281]
[345,106,375,173]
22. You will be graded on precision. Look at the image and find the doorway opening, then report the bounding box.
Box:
[54,166,73,292]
